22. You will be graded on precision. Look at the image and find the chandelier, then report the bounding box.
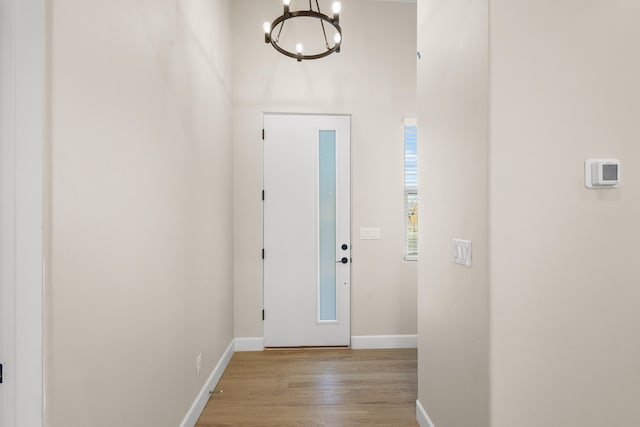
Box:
[263,0,342,62]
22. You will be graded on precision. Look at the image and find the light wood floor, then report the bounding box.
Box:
[195,348,418,426]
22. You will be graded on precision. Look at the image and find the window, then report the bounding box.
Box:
[404,119,418,260]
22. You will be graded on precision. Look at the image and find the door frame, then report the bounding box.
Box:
[262,112,352,347]
[1,0,45,425]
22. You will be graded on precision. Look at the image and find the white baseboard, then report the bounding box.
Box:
[416,399,436,427]
[232,335,416,351]
[179,340,235,427]
[234,337,264,352]
[351,334,417,349]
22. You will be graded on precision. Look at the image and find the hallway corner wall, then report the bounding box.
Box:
[416,0,490,426]
[46,1,234,426]
[417,1,640,426]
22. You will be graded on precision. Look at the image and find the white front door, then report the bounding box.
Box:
[263,114,351,347]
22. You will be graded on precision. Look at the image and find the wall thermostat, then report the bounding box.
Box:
[585,159,621,188]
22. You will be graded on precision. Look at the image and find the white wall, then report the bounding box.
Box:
[416,0,490,425]
[232,0,417,341]
[46,1,234,426]
[417,0,640,426]
[490,1,640,426]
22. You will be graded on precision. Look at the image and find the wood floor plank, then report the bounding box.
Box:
[195,348,418,426]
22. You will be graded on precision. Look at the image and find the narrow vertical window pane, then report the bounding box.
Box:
[319,130,337,321]
[404,124,418,258]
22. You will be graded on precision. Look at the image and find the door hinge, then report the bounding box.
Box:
[262,129,265,140]
[262,190,265,201]
[261,249,265,259]
[262,309,265,321]
[0,363,3,384]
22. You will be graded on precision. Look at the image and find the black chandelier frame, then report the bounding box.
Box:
[264,1,342,62]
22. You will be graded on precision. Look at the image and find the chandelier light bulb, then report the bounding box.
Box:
[283,0,291,5]
[332,1,342,15]
[296,43,304,54]
[263,21,271,34]
[334,32,341,44]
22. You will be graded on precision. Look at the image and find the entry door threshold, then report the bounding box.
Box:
[265,345,350,351]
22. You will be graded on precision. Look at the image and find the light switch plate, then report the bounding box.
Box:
[452,239,472,267]
[360,227,381,240]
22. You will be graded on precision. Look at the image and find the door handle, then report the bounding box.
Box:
[336,257,349,264]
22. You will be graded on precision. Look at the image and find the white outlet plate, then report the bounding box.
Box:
[452,239,472,267]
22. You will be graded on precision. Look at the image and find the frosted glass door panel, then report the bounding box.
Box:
[318,131,337,321]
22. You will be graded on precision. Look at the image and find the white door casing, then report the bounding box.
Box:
[1,0,45,426]
[263,114,351,347]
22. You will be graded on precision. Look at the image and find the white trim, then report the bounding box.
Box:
[235,336,419,351]
[1,0,45,426]
[350,334,417,349]
[234,337,264,352]
[416,399,436,427]
[179,340,235,427]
